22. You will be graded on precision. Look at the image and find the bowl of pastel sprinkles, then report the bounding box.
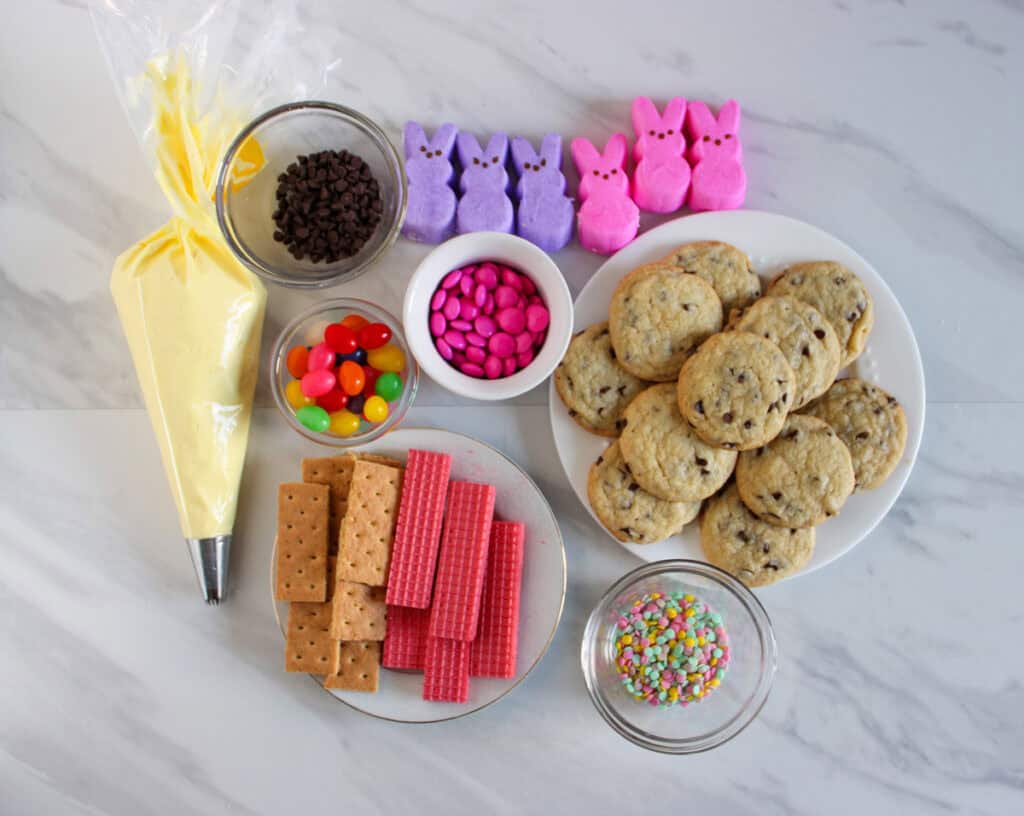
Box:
[581,559,777,753]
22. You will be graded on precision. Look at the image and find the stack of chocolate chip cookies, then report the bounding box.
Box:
[555,242,908,586]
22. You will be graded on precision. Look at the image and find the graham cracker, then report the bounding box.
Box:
[284,601,334,674]
[324,640,380,692]
[275,482,329,601]
[337,460,404,586]
[356,453,405,470]
[302,455,357,549]
[330,581,387,641]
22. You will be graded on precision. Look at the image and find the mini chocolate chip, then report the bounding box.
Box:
[737,531,749,542]
[772,491,782,500]
[790,529,797,534]
[695,456,708,466]
[737,373,746,383]
[598,386,610,395]
[599,328,609,336]
[616,418,627,430]
[784,430,798,440]
[723,412,734,423]
[595,455,604,465]
[744,420,753,429]
[683,303,693,312]
[628,482,640,492]
[764,561,781,571]
[695,400,704,415]
[568,409,578,417]
[814,329,826,340]
[617,385,627,395]
[888,397,898,406]
[801,345,810,357]
[609,348,617,360]
[756,447,764,456]
[700,468,710,476]
[856,431,869,439]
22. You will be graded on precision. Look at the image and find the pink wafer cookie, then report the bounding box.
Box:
[422,636,470,703]
[428,481,496,641]
[382,605,430,670]
[469,521,525,678]
[385,450,452,608]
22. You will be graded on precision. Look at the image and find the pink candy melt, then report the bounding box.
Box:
[429,261,548,380]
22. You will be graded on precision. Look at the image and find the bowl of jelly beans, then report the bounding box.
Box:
[403,232,573,401]
[271,299,418,445]
[581,560,777,754]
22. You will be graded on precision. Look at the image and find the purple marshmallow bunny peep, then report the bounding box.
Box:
[510,134,574,252]
[455,132,514,235]
[402,121,458,243]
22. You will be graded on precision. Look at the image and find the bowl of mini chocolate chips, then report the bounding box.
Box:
[216,101,407,288]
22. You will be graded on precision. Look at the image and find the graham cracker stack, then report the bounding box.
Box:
[337,460,404,586]
[275,482,330,602]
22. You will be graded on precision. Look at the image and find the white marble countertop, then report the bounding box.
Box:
[2,1,1023,814]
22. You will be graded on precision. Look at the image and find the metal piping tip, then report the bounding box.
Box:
[186,535,231,604]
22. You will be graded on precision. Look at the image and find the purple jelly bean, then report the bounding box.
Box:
[474,315,497,337]
[476,263,499,290]
[526,304,550,332]
[459,299,479,320]
[450,319,473,331]
[497,307,527,334]
[429,313,447,337]
[514,331,533,354]
[502,267,523,289]
[435,338,454,361]
[483,293,496,315]
[517,348,535,368]
[484,355,503,379]
[503,357,517,376]
[444,329,467,350]
[431,289,447,311]
[494,285,518,310]
[441,269,462,289]
[460,362,485,377]
[473,283,487,308]
[466,331,486,347]
[488,332,515,358]
[459,274,475,296]
[521,274,537,295]
[465,345,486,364]
[443,297,461,321]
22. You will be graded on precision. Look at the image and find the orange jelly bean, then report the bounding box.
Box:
[286,345,309,378]
[338,360,365,396]
[340,314,369,332]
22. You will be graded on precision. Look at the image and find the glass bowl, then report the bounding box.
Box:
[581,559,777,753]
[216,101,407,289]
[270,299,419,446]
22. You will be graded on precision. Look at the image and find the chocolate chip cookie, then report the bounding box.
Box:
[554,321,649,437]
[587,441,701,544]
[619,384,737,502]
[767,261,874,367]
[609,262,723,382]
[660,240,762,316]
[677,332,795,450]
[801,378,907,491]
[731,296,841,409]
[700,483,815,586]
[735,414,855,528]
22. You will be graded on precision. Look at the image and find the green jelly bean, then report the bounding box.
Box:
[296,404,330,433]
[374,372,403,402]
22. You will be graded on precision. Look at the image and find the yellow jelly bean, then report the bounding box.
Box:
[285,379,314,410]
[329,410,361,437]
[367,343,406,373]
[363,395,389,423]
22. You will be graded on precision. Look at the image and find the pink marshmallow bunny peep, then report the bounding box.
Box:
[402,121,458,243]
[570,133,639,255]
[686,100,746,212]
[631,96,690,213]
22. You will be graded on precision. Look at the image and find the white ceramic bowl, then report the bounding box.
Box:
[403,232,573,400]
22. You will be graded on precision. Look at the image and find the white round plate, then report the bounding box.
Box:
[273,427,566,722]
[548,210,925,578]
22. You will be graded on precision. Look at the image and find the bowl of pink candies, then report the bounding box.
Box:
[403,232,573,400]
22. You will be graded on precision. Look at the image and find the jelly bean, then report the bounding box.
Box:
[460,362,485,377]
[475,263,499,289]
[441,269,463,289]
[444,329,467,350]
[473,283,487,308]
[495,285,518,309]
[488,332,515,358]
[483,293,496,315]
[460,299,479,321]
[336,348,368,365]
[459,274,475,296]
[430,289,447,311]
[502,267,523,289]
[514,331,533,354]
[347,393,366,415]
[526,304,550,333]
[308,342,336,372]
[430,312,447,337]
[363,395,389,423]
[301,368,336,398]
[367,344,406,373]
[466,331,486,348]
[450,319,473,332]
[465,345,486,364]
[497,307,526,334]
[436,338,454,361]
[474,315,497,337]
[329,410,361,437]
[484,355,503,379]
[517,348,535,368]
[296,405,331,433]
[503,357,517,376]
[338,360,365,396]
[341,314,369,332]
[521,274,537,295]
[362,365,382,395]
[285,379,314,409]
[325,323,358,354]
[286,345,309,378]
[358,322,392,350]
[375,372,403,402]
[317,388,348,413]
[442,297,461,321]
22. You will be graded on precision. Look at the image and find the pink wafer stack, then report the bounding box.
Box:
[382,605,430,670]
[422,637,471,703]
[470,521,525,678]
[386,450,452,608]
